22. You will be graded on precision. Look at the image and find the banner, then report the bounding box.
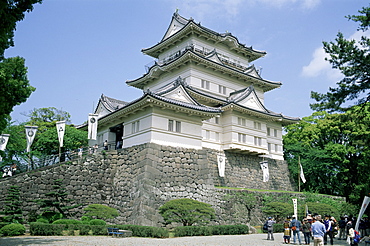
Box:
[300,163,306,183]
[217,154,225,177]
[0,134,10,151]
[260,161,269,182]
[25,125,38,152]
[292,198,298,219]
[56,121,66,148]
[88,114,98,140]
[355,196,370,232]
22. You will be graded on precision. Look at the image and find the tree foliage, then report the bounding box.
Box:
[311,6,370,112]
[0,0,42,133]
[0,0,43,58]
[262,202,293,223]
[159,198,215,226]
[0,185,23,223]
[283,106,370,204]
[1,108,87,172]
[83,204,119,220]
[224,191,258,223]
[34,179,82,219]
[0,57,35,133]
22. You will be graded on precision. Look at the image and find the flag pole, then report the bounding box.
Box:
[298,156,301,192]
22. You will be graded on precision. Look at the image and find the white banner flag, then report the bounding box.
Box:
[292,198,298,219]
[300,163,306,183]
[25,126,38,152]
[217,154,225,177]
[355,196,370,232]
[260,161,269,182]
[88,113,98,140]
[0,134,10,151]
[56,121,66,148]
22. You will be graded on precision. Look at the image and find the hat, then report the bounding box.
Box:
[268,217,272,219]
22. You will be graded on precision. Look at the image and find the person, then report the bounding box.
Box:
[104,140,108,150]
[359,218,367,238]
[93,143,98,153]
[302,218,311,245]
[283,216,292,244]
[78,146,83,158]
[324,215,334,245]
[348,224,360,246]
[312,215,326,246]
[290,216,302,245]
[338,216,347,240]
[266,217,276,240]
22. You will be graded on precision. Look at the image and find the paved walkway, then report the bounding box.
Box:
[0,233,353,246]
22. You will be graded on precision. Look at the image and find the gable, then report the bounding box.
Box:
[161,84,199,105]
[162,12,188,41]
[240,95,264,111]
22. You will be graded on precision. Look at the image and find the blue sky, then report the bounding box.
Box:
[6,0,369,125]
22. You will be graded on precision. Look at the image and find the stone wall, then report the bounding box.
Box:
[0,143,297,226]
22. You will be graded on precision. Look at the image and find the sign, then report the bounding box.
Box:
[0,134,10,151]
[217,154,225,177]
[25,125,38,152]
[56,121,66,147]
[88,114,98,140]
[260,161,269,182]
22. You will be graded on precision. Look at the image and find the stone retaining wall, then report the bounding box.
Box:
[0,143,297,226]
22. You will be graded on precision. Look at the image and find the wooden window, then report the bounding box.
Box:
[254,136,262,146]
[201,79,210,89]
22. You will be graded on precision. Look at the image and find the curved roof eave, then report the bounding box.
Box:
[127,50,281,91]
[96,93,222,127]
[222,102,300,125]
[142,20,266,61]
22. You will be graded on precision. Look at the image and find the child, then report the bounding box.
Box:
[283,216,292,244]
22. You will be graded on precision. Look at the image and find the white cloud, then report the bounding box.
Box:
[301,47,342,81]
[302,29,369,81]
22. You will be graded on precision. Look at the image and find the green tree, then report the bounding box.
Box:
[262,202,293,223]
[0,57,35,133]
[159,198,215,226]
[0,0,42,133]
[283,107,370,204]
[0,185,23,223]
[33,125,87,156]
[311,6,370,112]
[34,179,82,219]
[83,204,119,220]
[225,192,258,223]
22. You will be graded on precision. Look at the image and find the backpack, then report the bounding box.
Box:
[353,230,360,243]
[263,221,268,230]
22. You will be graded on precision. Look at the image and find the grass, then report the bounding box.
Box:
[214,186,303,194]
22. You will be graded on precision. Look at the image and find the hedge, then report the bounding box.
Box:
[173,225,248,237]
[111,224,169,238]
[30,223,106,236]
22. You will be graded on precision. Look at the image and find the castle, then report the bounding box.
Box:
[81,12,299,164]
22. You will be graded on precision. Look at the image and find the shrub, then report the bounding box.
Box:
[83,204,119,220]
[30,223,64,236]
[159,198,215,226]
[209,225,249,235]
[36,218,49,224]
[80,216,92,223]
[89,219,106,225]
[173,226,212,237]
[112,224,169,238]
[52,219,82,225]
[0,223,26,236]
[89,225,107,235]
